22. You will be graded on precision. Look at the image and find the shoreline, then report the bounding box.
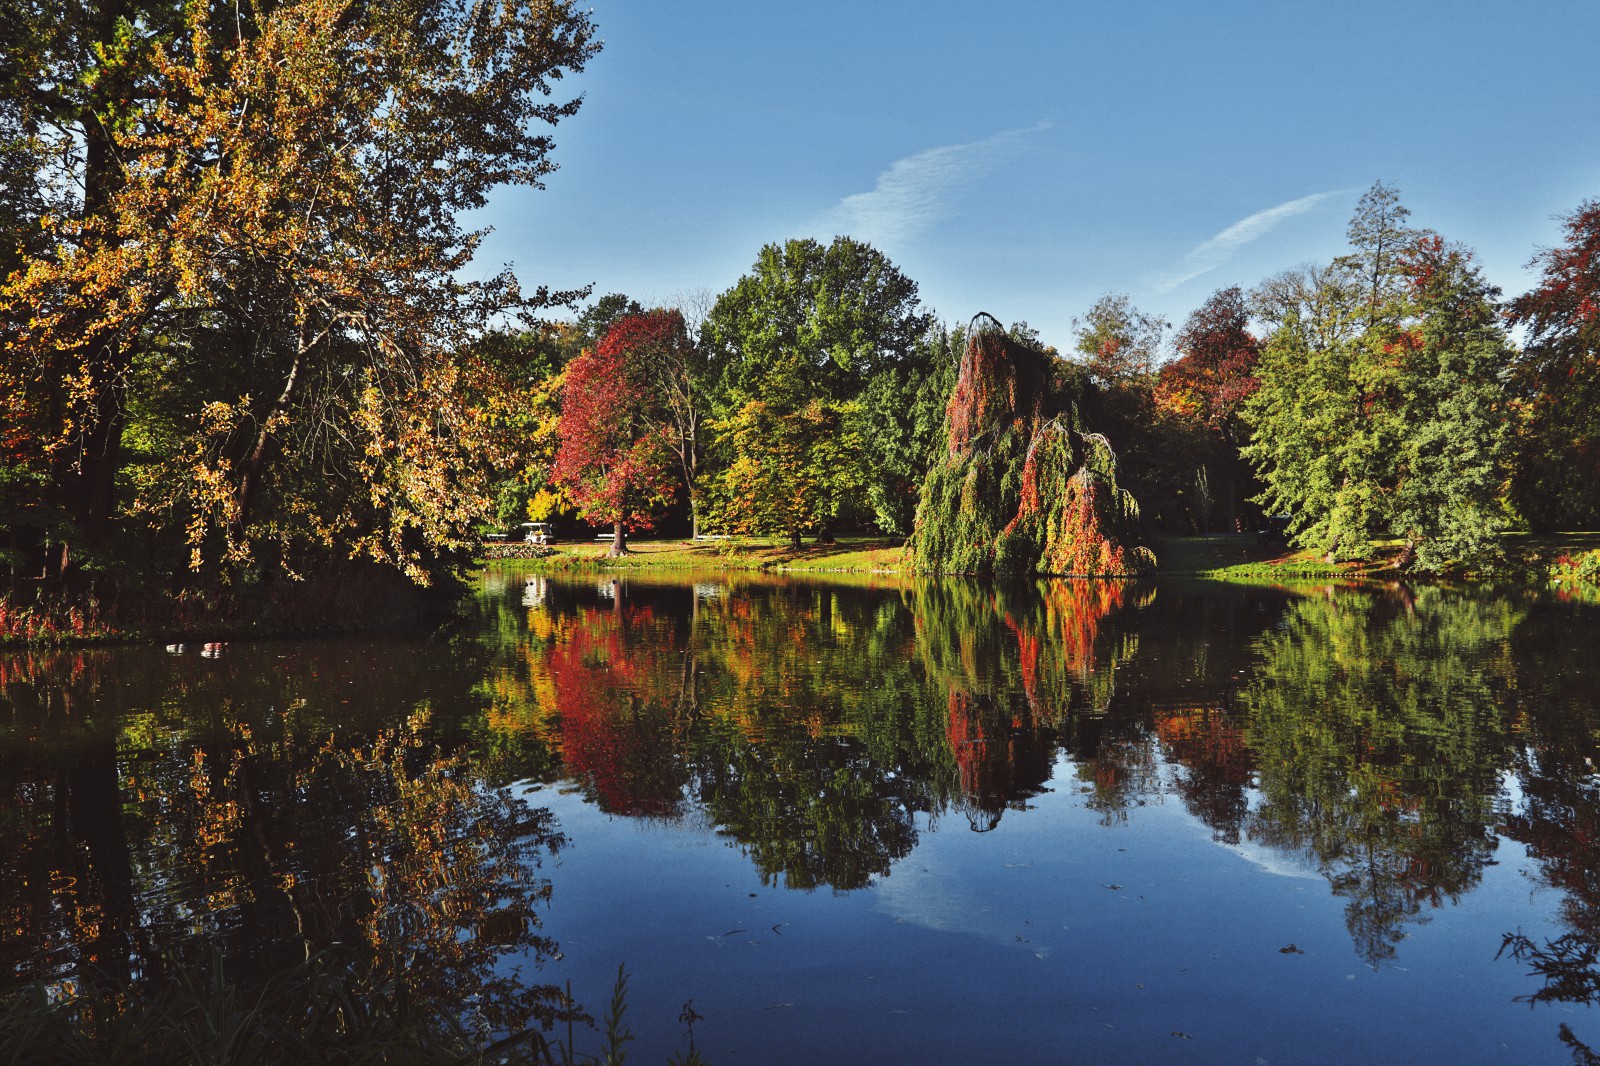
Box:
[5,533,1597,648]
[489,532,1600,586]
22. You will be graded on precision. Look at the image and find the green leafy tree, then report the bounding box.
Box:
[849,324,962,536]
[1337,180,1423,327]
[1382,238,1514,570]
[1071,292,1167,386]
[701,237,932,540]
[1242,187,1513,572]
[713,398,866,548]
[473,325,578,531]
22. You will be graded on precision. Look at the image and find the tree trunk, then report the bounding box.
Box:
[1223,458,1238,533]
[52,383,125,580]
[610,519,629,557]
[46,0,139,579]
[236,347,304,536]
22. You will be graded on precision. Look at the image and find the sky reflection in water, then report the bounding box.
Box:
[4,569,1600,1063]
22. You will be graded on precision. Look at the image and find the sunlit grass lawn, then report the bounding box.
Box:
[505,531,1600,585]
[532,535,908,573]
[1156,530,1600,583]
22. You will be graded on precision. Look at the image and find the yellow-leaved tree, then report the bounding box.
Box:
[1,0,597,583]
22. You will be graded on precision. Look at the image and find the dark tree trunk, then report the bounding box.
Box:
[45,0,140,579]
[51,375,126,580]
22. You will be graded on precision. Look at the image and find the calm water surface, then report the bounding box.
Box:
[5,568,1600,1063]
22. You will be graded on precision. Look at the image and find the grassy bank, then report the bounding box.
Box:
[496,532,1336,581]
[502,531,1600,594]
[8,533,1597,648]
[512,536,907,574]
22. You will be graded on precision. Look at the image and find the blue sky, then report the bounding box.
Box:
[473,0,1600,349]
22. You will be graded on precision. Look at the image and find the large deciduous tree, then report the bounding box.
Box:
[1507,198,1600,532]
[702,236,932,541]
[1071,293,1167,387]
[0,0,598,582]
[1158,286,1261,530]
[551,312,683,555]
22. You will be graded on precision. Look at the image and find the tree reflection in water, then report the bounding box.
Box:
[0,644,573,1037]
[482,574,1147,881]
[13,570,1600,1056]
[1235,586,1520,965]
[1496,596,1600,1059]
[911,579,1148,829]
[488,573,1580,975]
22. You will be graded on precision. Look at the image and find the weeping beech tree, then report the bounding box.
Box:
[908,314,1154,576]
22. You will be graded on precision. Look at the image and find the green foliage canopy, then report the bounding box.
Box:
[700,237,933,542]
[1242,185,1514,572]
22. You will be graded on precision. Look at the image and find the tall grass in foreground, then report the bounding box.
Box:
[0,957,709,1066]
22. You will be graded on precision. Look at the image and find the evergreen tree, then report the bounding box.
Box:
[850,325,962,536]
[1384,238,1513,571]
[1243,189,1514,572]
[1337,180,1423,327]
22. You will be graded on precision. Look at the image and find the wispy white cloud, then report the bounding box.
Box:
[1150,189,1353,294]
[816,122,1049,245]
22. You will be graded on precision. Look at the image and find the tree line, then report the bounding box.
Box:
[538,182,1599,574]
[2,0,1597,594]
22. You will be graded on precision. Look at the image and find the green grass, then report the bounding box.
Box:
[1155,531,1600,587]
[505,536,908,575]
[504,531,1600,588]
[1149,534,1346,581]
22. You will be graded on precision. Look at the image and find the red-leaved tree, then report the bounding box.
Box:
[1157,287,1262,530]
[552,313,682,554]
[1508,199,1600,530]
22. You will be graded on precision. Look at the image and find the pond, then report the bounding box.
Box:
[4,567,1600,1063]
